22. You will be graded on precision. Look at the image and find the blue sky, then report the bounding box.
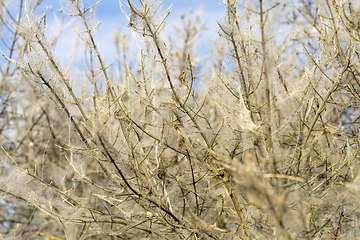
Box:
[23,0,226,68]
[1,0,304,84]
